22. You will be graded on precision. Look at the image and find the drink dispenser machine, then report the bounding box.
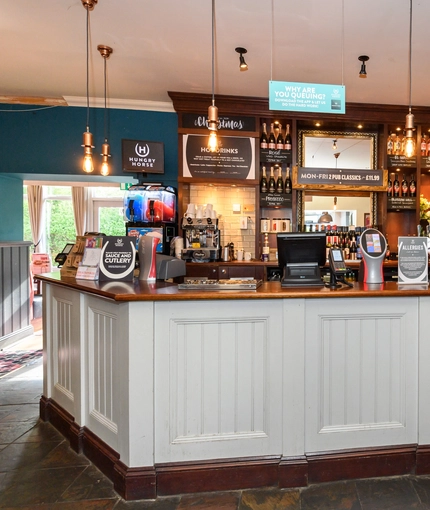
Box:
[124,185,177,255]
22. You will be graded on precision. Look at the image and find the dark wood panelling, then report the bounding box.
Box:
[156,456,280,496]
[307,445,417,484]
[168,91,430,125]
[40,396,428,501]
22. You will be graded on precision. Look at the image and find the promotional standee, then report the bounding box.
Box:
[124,185,177,256]
[359,228,387,284]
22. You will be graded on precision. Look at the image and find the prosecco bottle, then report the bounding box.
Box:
[276,166,284,193]
[387,174,393,197]
[268,166,276,193]
[284,164,292,194]
[409,175,416,197]
[260,166,268,193]
[393,173,400,197]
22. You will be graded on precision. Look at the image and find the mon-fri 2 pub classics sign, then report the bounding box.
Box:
[183,135,255,180]
[293,167,387,191]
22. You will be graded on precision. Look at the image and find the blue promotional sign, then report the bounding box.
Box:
[269,81,345,114]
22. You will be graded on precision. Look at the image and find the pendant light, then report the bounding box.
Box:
[358,55,369,78]
[235,47,248,72]
[404,0,415,159]
[98,45,113,177]
[207,0,219,153]
[81,0,97,173]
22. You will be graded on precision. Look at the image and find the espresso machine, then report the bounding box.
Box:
[181,216,220,262]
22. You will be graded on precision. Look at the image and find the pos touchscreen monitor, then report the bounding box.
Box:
[277,232,327,287]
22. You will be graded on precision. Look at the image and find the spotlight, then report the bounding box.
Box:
[235,47,248,71]
[358,55,369,78]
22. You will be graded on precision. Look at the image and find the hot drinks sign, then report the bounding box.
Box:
[122,139,164,174]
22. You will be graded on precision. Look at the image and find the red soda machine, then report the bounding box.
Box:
[124,185,177,255]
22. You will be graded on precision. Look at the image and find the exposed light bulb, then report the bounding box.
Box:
[208,131,219,153]
[404,112,415,158]
[82,131,94,173]
[100,141,111,176]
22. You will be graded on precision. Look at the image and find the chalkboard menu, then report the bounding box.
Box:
[183,135,255,180]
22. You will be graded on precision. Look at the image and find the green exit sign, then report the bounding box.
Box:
[120,183,134,190]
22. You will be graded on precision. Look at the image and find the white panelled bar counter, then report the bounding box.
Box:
[36,273,430,500]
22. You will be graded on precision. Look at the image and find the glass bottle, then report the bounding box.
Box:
[284,164,292,194]
[409,175,416,197]
[260,166,268,193]
[276,166,284,193]
[268,166,276,193]
[394,135,402,156]
[387,132,394,155]
[284,124,292,150]
[260,123,268,149]
[268,123,276,150]
[401,175,409,197]
[387,174,393,197]
[276,124,284,150]
[393,173,400,197]
[262,233,270,262]
[421,135,427,156]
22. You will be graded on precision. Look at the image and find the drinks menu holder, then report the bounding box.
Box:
[75,237,104,280]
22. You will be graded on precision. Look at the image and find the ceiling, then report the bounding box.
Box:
[1,0,429,111]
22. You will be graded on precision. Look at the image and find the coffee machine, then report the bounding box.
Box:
[181,216,220,262]
[124,185,177,255]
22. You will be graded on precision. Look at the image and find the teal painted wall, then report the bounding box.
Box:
[0,175,24,240]
[0,105,178,241]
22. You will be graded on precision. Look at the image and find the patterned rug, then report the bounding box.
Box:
[0,350,43,378]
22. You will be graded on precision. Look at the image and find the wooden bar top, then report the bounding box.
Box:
[35,272,430,302]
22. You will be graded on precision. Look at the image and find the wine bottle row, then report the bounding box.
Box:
[386,131,417,157]
[260,122,292,151]
[387,173,416,197]
[260,165,292,194]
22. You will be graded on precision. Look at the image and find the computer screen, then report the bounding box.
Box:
[361,228,386,258]
[277,232,327,287]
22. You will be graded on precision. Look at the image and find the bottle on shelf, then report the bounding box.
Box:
[393,173,400,197]
[401,174,409,197]
[387,131,394,155]
[262,233,270,262]
[260,166,268,193]
[284,164,292,194]
[260,123,268,149]
[421,135,427,156]
[276,124,284,150]
[268,166,276,193]
[268,123,276,150]
[284,124,292,150]
[394,134,402,156]
[426,136,430,157]
[409,174,416,197]
[276,166,284,193]
[350,236,357,261]
[387,174,393,197]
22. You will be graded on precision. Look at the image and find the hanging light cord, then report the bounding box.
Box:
[408,0,413,113]
[85,6,90,130]
[341,0,344,85]
[270,0,274,81]
[211,0,215,107]
[103,55,107,141]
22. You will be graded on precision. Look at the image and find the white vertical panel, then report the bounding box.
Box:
[306,297,418,453]
[155,300,283,463]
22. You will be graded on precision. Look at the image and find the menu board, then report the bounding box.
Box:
[398,236,428,284]
[183,135,255,180]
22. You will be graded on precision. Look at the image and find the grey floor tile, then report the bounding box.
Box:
[356,477,424,510]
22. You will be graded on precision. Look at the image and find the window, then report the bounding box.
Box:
[23,183,127,262]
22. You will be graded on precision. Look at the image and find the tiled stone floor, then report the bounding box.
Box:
[2,329,430,508]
